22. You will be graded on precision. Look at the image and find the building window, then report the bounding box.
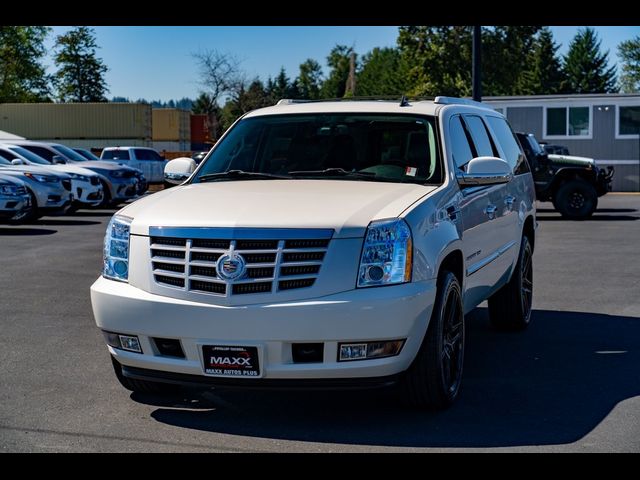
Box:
[545,106,591,138]
[493,107,505,115]
[618,106,640,136]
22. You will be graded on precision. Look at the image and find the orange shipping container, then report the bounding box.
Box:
[190,114,210,143]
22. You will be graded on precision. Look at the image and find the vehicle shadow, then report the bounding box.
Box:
[137,308,640,448]
[33,219,101,226]
[0,227,57,236]
[67,210,117,217]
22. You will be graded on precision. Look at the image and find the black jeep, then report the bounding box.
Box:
[516,132,614,219]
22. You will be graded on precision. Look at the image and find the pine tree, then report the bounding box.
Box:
[53,26,109,102]
[295,59,323,99]
[618,36,640,93]
[562,27,617,93]
[528,27,564,94]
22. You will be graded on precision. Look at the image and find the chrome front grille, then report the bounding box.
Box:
[149,228,332,296]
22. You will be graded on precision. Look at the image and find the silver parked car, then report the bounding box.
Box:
[100,147,166,183]
[0,144,104,209]
[0,154,72,221]
[0,174,32,224]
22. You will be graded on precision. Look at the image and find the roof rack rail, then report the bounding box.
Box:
[434,96,486,107]
[276,95,436,105]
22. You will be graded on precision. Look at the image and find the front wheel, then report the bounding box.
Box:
[553,179,598,219]
[488,235,533,331]
[403,271,465,409]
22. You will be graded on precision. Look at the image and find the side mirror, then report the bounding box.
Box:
[11,158,25,165]
[52,155,66,165]
[164,157,196,185]
[456,156,512,187]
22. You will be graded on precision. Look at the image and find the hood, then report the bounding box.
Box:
[547,153,595,168]
[0,173,26,187]
[122,180,436,238]
[69,160,131,171]
[47,164,100,177]
[0,164,70,178]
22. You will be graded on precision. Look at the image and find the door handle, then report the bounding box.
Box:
[504,195,515,211]
[484,204,497,220]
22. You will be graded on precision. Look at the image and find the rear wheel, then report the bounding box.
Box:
[111,356,179,394]
[553,178,597,219]
[403,271,465,409]
[488,235,533,331]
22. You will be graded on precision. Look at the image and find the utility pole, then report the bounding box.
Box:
[345,52,356,97]
[472,26,482,102]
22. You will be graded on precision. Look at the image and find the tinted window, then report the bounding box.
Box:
[6,146,50,165]
[486,116,529,175]
[134,149,163,161]
[464,115,495,157]
[51,144,88,161]
[448,116,474,170]
[102,150,130,160]
[22,145,54,161]
[546,108,566,136]
[193,113,442,185]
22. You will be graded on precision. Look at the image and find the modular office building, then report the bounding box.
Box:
[484,94,640,192]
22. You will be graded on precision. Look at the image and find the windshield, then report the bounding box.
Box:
[527,136,544,155]
[75,148,99,160]
[192,113,442,185]
[6,146,50,165]
[51,144,90,162]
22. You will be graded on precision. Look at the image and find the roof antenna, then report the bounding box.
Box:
[399,95,410,107]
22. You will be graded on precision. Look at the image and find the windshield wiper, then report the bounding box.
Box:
[288,168,377,179]
[198,170,290,183]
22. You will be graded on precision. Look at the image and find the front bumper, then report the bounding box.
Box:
[0,193,31,221]
[596,166,614,196]
[111,177,139,201]
[91,277,437,382]
[72,179,104,206]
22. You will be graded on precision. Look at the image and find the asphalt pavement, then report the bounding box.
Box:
[1,194,639,452]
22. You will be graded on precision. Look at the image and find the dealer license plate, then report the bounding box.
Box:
[202,345,260,377]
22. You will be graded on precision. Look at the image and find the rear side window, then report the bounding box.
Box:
[134,149,163,161]
[448,116,475,170]
[102,150,130,160]
[463,115,496,157]
[485,116,530,175]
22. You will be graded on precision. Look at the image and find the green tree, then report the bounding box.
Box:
[357,47,408,96]
[526,27,564,94]
[295,59,323,99]
[53,26,109,102]
[398,26,472,97]
[267,67,298,101]
[0,26,51,102]
[618,36,640,93]
[320,45,356,98]
[562,27,617,93]
[221,79,271,130]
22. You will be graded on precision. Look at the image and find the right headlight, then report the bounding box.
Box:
[357,218,412,288]
[103,215,132,282]
[0,183,21,195]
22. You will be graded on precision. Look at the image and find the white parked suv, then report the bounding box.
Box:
[91,97,536,408]
[100,147,166,183]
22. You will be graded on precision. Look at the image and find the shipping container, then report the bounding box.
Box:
[0,103,152,140]
[152,109,190,142]
[152,141,190,152]
[190,114,210,143]
[40,138,152,149]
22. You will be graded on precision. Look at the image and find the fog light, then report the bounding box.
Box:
[338,340,405,362]
[102,330,142,353]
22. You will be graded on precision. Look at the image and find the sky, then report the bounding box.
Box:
[44,26,640,102]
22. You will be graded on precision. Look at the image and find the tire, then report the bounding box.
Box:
[553,178,598,219]
[488,235,533,331]
[403,271,465,409]
[11,190,41,223]
[97,180,113,208]
[111,356,179,394]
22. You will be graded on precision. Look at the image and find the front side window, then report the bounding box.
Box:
[619,106,640,136]
[448,116,474,171]
[192,113,442,185]
[546,106,590,137]
[23,145,54,161]
[464,115,496,157]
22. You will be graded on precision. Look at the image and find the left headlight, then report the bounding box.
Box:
[357,218,412,288]
[24,172,59,183]
[0,183,21,195]
[103,215,132,282]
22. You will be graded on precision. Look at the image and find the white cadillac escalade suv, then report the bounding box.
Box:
[91,97,536,408]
